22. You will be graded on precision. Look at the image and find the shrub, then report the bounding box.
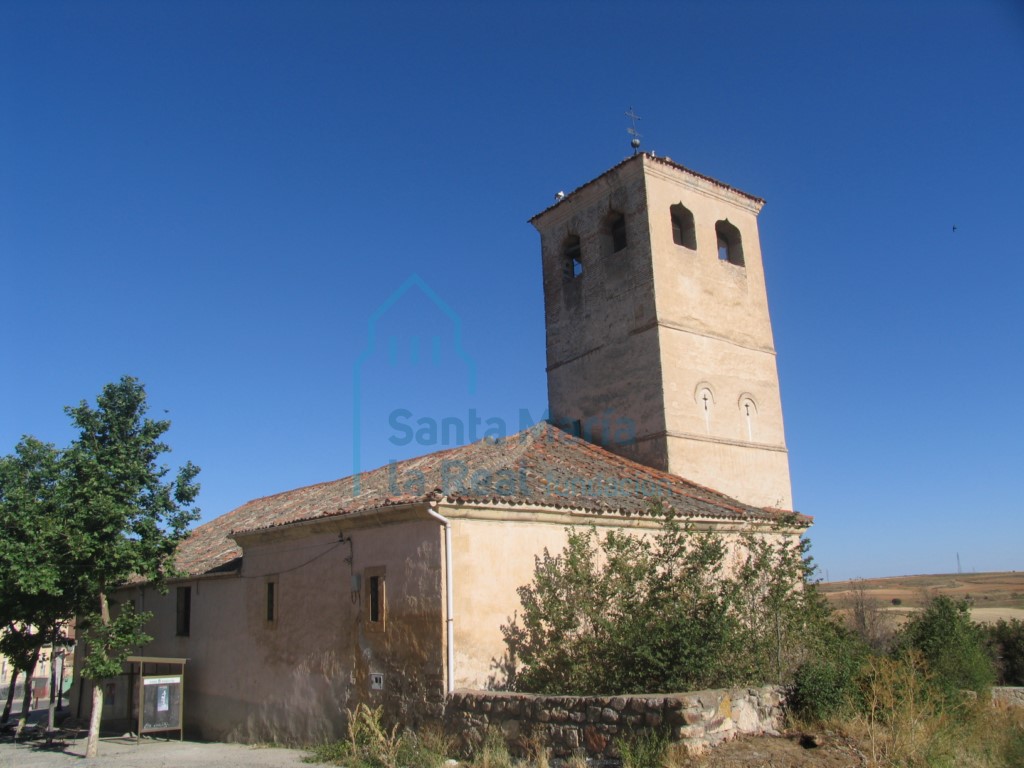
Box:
[790,631,866,722]
[986,617,1024,685]
[303,740,354,765]
[896,596,995,704]
[470,727,513,768]
[854,652,944,767]
[523,732,550,768]
[303,704,447,768]
[347,704,405,768]
[502,514,837,695]
[845,580,896,652]
[615,728,668,768]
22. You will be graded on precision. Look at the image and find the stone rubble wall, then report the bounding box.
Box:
[444,686,785,758]
[992,686,1024,708]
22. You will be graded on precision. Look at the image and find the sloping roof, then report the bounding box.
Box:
[173,422,805,577]
[529,153,765,224]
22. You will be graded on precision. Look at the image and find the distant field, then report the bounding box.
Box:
[820,571,1024,624]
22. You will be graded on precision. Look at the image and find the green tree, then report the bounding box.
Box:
[502,513,831,695]
[0,437,73,733]
[987,618,1024,686]
[729,532,835,684]
[61,377,200,756]
[896,595,994,705]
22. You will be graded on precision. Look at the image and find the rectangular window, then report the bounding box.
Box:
[369,577,381,621]
[365,567,386,631]
[266,581,276,622]
[176,586,191,637]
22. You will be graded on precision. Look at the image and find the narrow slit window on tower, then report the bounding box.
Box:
[670,204,697,249]
[715,220,744,266]
[563,235,583,279]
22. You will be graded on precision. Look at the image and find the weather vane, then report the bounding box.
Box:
[625,107,642,154]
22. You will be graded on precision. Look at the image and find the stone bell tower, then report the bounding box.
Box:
[530,153,793,510]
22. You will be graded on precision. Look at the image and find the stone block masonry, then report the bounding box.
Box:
[444,686,784,758]
[992,687,1024,708]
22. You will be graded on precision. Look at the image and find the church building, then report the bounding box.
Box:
[70,152,804,743]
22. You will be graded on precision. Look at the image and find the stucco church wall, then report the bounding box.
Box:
[447,514,574,690]
[74,514,444,744]
[445,510,797,692]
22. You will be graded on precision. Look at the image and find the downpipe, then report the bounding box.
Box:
[426,504,455,694]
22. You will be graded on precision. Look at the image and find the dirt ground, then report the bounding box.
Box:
[0,736,310,768]
[1,732,865,768]
[677,733,865,767]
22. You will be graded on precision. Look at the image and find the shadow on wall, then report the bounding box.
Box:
[487,648,515,691]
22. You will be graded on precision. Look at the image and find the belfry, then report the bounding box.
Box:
[531,153,793,509]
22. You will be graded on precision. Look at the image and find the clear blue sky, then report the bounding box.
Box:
[2,1,1022,581]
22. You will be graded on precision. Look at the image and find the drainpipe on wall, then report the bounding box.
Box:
[426,503,455,694]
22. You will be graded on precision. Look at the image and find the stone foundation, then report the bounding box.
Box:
[444,686,784,758]
[992,687,1024,708]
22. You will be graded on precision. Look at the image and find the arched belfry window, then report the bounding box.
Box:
[670,204,696,250]
[603,211,627,255]
[715,220,744,266]
[695,385,715,433]
[563,235,583,280]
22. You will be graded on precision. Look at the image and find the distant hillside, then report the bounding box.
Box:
[820,571,1024,624]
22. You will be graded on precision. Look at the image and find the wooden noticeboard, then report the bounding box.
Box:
[139,675,183,737]
[139,674,183,737]
[125,656,187,743]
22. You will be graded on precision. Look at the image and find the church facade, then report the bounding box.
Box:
[70,153,803,743]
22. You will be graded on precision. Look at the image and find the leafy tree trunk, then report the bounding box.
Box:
[87,684,104,756]
[1,666,18,723]
[47,625,60,730]
[775,609,783,684]
[15,651,38,738]
[85,592,110,759]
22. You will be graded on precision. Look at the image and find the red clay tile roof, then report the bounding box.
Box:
[529,153,765,224]
[173,422,806,577]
